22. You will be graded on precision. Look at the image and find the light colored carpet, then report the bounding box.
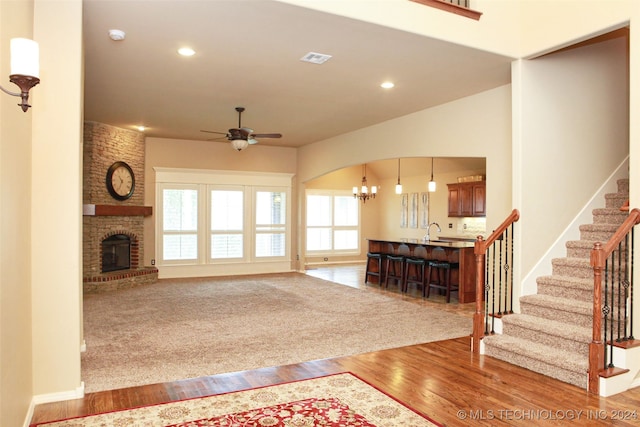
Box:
[35,373,440,426]
[81,272,472,393]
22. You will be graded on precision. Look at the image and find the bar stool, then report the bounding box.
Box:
[384,244,410,291]
[426,260,460,303]
[403,246,429,295]
[364,252,386,285]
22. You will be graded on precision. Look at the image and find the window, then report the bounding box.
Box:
[210,189,243,259]
[162,187,198,261]
[255,190,286,257]
[156,168,292,274]
[306,190,360,255]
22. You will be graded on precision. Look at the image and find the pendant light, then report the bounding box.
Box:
[428,157,437,192]
[395,158,403,194]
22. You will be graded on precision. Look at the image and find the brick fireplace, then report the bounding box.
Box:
[83,122,157,293]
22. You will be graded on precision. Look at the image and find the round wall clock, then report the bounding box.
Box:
[106,161,135,201]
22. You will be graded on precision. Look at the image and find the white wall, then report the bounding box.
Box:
[1,2,35,426]
[298,85,512,231]
[144,137,298,270]
[30,0,84,401]
[513,36,629,288]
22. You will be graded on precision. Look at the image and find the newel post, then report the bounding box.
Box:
[588,242,605,395]
[472,236,486,353]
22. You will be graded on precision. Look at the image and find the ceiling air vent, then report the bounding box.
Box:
[300,52,332,64]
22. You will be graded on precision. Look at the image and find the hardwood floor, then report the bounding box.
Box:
[31,265,640,426]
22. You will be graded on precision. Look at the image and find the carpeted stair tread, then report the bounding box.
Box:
[591,208,629,225]
[520,294,592,327]
[565,240,599,259]
[500,313,591,354]
[482,334,588,388]
[502,313,591,342]
[520,293,591,314]
[551,257,594,279]
[605,193,629,209]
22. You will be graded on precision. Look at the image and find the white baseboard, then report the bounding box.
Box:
[26,383,85,427]
[32,382,85,405]
[305,260,366,267]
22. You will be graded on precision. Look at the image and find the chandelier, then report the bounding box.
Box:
[353,164,377,203]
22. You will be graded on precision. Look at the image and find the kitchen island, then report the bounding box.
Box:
[366,237,477,303]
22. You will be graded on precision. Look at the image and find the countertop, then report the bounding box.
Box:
[367,236,476,249]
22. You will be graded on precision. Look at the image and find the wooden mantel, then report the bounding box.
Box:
[83,204,153,217]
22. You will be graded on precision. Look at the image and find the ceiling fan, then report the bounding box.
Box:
[201,106,282,151]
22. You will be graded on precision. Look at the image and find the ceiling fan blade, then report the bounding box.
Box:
[248,137,259,145]
[200,130,228,135]
[251,133,282,138]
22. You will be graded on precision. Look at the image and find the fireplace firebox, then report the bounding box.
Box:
[102,234,131,272]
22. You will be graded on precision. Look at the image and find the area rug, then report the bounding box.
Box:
[32,373,441,427]
[82,273,472,392]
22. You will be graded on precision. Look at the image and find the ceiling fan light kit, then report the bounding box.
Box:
[201,106,282,151]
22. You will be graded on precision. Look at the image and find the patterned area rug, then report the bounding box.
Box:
[32,373,441,427]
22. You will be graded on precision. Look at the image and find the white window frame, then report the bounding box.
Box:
[305,189,361,257]
[155,168,293,278]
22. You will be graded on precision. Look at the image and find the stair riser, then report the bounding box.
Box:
[536,283,592,302]
[552,263,593,279]
[521,303,592,329]
[592,212,628,225]
[566,247,592,259]
[580,230,619,242]
[501,323,589,354]
[616,179,630,194]
[483,343,587,389]
[605,195,628,209]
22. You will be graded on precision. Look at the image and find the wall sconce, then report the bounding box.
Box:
[0,38,40,112]
[428,157,437,192]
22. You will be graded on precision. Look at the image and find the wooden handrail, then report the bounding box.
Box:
[596,208,640,260]
[474,209,520,255]
[588,207,640,394]
[472,209,520,352]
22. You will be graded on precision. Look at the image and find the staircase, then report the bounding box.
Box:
[481,179,629,389]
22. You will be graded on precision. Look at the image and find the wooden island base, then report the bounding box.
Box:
[367,238,476,303]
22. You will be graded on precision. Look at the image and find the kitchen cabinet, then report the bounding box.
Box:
[447,181,486,217]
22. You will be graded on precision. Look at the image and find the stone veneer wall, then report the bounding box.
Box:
[83,121,157,292]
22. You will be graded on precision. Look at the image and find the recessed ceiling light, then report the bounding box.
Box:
[178,47,195,57]
[136,125,146,132]
[381,81,395,89]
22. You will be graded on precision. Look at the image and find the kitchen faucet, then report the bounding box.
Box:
[425,222,441,241]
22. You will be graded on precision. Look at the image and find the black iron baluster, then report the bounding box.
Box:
[630,228,635,340]
[498,236,504,315]
[603,258,610,369]
[508,223,514,313]
[617,239,625,343]
[608,253,615,369]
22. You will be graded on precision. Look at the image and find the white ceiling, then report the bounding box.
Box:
[82,0,514,152]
